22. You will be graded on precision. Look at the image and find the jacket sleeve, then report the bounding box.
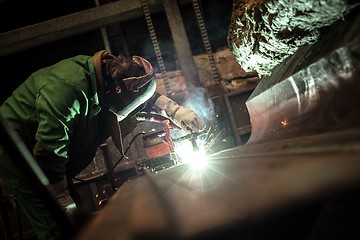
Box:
[142,92,162,112]
[34,83,81,183]
[143,92,206,133]
[142,92,180,117]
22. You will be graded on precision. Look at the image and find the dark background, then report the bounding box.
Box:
[0,0,233,103]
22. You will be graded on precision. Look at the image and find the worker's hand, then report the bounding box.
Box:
[51,177,77,217]
[173,106,206,134]
[153,95,205,133]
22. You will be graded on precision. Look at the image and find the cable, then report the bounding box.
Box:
[72,132,145,183]
[110,131,146,172]
[115,120,129,160]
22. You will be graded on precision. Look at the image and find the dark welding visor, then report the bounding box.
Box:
[107,56,157,121]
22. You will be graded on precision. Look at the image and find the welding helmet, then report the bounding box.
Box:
[104,56,157,121]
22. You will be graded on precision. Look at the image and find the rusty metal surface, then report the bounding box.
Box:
[74,128,360,240]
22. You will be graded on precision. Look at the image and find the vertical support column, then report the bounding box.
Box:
[95,0,111,52]
[162,0,202,90]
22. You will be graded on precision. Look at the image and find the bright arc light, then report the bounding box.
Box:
[187,150,208,170]
[175,141,208,170]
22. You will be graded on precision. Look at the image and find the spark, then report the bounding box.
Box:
[173,139,225,192]
[174,138,208,171]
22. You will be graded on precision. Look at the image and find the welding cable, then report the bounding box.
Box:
[114,120,129,160]
[110,131,146,172]
[76,121,173,182]
[72,132,146,183]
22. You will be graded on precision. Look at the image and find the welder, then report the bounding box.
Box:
[0,50,205,240]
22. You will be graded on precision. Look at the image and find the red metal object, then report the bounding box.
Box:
[144,120,174,159]
[163,120,174,152]
[145,142,173,159]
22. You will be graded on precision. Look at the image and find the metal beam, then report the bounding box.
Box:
[163,0,202,89]
[0,0,138,56]
[0,0,197,57]
[0,0,192,57]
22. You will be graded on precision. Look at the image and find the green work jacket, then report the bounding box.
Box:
[0,54,108,183]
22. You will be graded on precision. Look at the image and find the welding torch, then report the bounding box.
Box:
[135,112,181,130]
[172,124,223,153]
[136,112,222,153]
[136,112,204,151]
[172,131,203,152]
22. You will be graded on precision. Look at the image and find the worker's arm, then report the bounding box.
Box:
[143,92,206,134]
[34,83,79,215]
